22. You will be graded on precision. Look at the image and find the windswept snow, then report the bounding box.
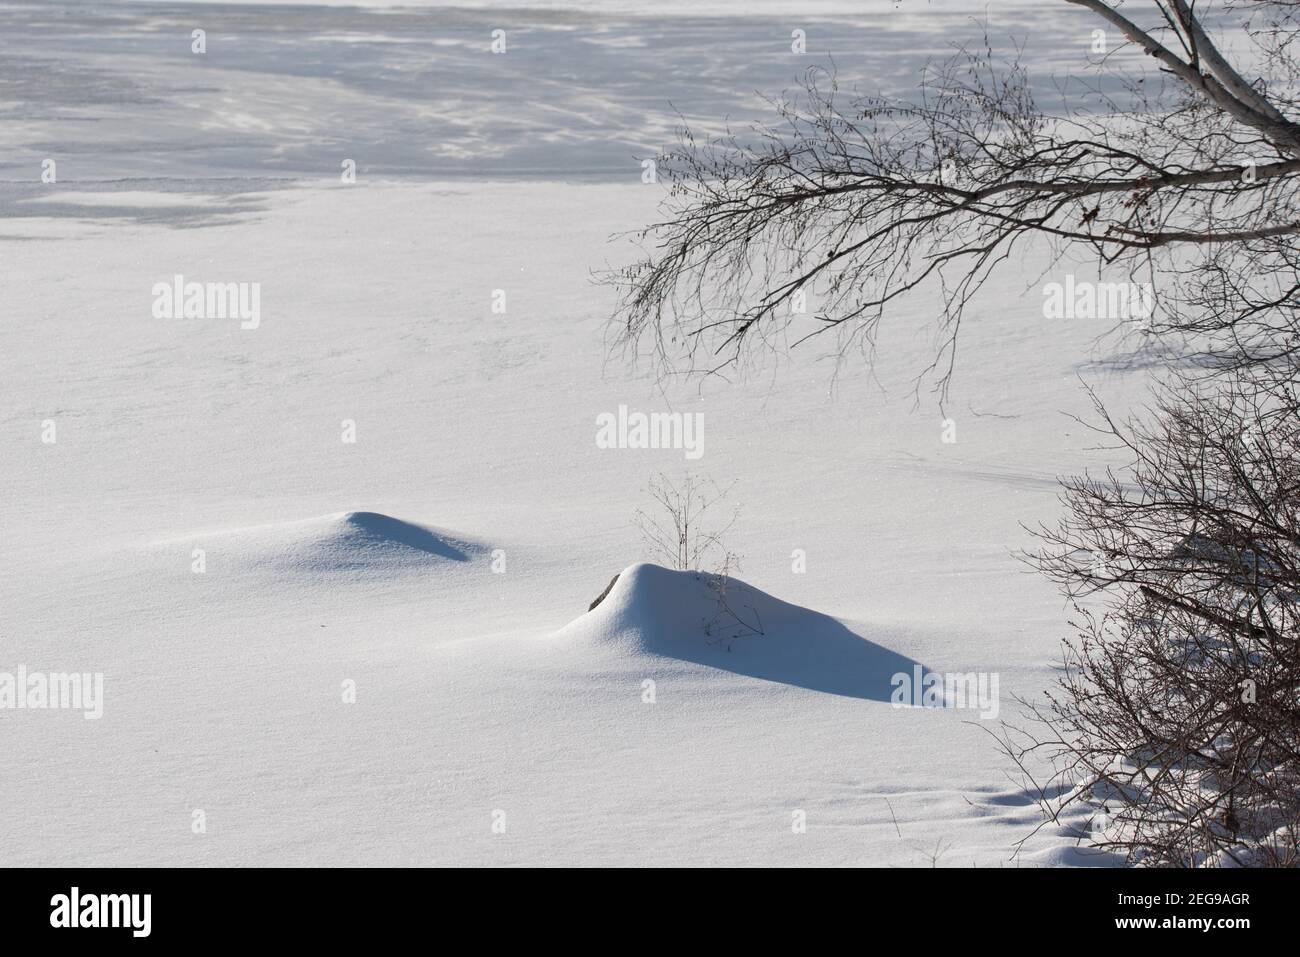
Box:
[0,0,1133,182]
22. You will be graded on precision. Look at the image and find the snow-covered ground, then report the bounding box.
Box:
[0,1,1155,866]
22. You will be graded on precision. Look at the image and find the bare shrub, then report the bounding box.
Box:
[1003,372,1300,866]
[633,473,763,647]
[633,472,740,574]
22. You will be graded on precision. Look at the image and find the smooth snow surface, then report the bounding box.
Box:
[0,174,1137,868]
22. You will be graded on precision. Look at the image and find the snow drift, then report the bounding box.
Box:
[557,563,923,701]
[150,511,486,575]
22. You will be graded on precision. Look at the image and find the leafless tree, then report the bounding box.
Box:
[1004,370,1300,865]
[607,0,1300,395]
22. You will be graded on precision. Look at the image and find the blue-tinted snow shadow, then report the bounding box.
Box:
[652,608,938,703]
[338,511,473,562]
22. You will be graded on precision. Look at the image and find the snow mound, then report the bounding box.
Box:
[154,511,485,575]
[557,563,922,701]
